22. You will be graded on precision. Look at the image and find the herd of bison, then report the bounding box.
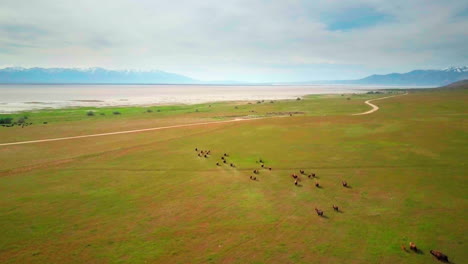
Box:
[194,147,451,263]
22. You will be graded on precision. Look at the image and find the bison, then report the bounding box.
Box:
[430,250,449,262]
[409,242,417,252]
[333,205,339,211]
[315,208,323,216]
[342,181,348,187]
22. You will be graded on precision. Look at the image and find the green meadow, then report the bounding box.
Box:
[0,88,466,263]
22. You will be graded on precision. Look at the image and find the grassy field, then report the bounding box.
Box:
[0,89,466,263]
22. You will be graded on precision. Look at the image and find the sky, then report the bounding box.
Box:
[0,0,467,82]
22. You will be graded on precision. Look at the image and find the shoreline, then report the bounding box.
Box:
[0,84,420,114]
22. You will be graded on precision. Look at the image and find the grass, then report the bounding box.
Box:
[0,89,466,263]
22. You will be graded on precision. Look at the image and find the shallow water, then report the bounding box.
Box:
[0,84,396,113]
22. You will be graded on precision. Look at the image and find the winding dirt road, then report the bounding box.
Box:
[351,93,408,116]
[0,93,407,146]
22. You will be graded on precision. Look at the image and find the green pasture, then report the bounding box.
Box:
[0,89,466,263]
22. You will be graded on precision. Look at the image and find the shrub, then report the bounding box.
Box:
[0,117,13,124]
[296,97,301,101]
[146,109,153,113]
[17,117,26,124]
[113,111,121,115]
[87,111,95,116]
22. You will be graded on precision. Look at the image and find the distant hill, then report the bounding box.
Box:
[347,66,468,86]
[0,67,197,84]
[439,79,468,89]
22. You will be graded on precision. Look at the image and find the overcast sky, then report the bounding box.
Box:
[0,0,467,82]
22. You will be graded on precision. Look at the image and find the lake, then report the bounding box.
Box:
[0,84,398,113]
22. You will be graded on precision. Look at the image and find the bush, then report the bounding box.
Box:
[0,117,13,124]
[17,117,26,124]
[146,109,153,113]
[296,97,301,101]
[113,111,121,115]
[87,111,95,116]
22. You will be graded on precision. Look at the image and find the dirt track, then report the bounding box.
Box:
[352,93,408,115]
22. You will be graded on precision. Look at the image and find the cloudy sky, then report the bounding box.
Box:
[0,0,467,82]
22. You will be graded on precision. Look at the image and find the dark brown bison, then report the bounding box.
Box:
[333,205,339,211]
[224,153,228,157]
[223,160,227,163]
[221,156,225,160]
[294,179,298,186]
[315,208,323,216]
[315,182,320,188]
[230,163,235,167]
[195,148,198,151]
[253,170,259,174]
[204,155,208,158]
[259,159,263,163]
[342,181,348,187]
[430,250,449,262]
[291,174,298,179]
[300,170,305,174]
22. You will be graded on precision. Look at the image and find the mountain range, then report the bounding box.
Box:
[0,66,466,86]
[342,66,468,86]
[0,67,196,84]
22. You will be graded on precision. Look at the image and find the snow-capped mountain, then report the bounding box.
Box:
[0,67,197,84]
[443,66,468,73]
[348,66,468,86]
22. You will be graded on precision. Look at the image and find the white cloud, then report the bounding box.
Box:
[0,0,466,81]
